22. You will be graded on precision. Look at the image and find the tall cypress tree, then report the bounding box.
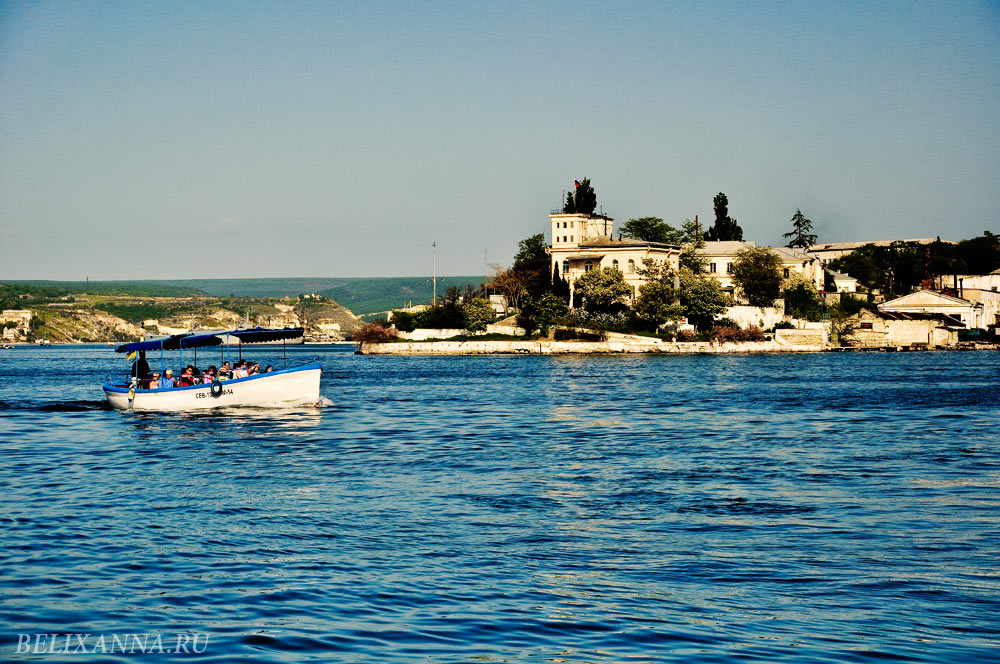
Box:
[707,192,744,241]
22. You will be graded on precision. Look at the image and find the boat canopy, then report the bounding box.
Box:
[115,327,304,353]
[229,327,305,344]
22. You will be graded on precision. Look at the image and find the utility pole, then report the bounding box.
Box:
[432,242,437,305]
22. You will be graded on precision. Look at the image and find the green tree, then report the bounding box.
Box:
[563,178,597,214]
[679,269,729,330]
[783,277,822,320]
[634,259,683,328]
[462,298,496,332]
[519,292,569,337]
[828,242,923,296]
[731,246,783,306]
[783,208,817,249]
[956,231,1000,275]
[575,266,631,313]
[390,310,416,332]
[511,233,552,298]
[620,217,684,244]
[706,192,744,241]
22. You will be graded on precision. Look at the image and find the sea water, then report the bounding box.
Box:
[1,345,998,662]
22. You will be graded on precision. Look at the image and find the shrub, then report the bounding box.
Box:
[676,330,697,342]
[711,325,765,342]
[391,310,416,332]
[462,297,496,332]
[554,328,605,341]
[353,322,398,344]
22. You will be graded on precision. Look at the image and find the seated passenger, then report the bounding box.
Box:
[264,365,273,373]
[149,372,161,389]
[249,362,261,375]
[202,366,216,384]
[179,367,194,386]
[160,369,177,389]
[219,361,232,380]
[233,360,249,379]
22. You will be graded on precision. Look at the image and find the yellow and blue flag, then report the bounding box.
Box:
[127,351,137,362]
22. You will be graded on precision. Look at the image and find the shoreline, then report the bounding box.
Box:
[357,339,999,355]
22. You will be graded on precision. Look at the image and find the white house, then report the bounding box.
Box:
[828,270,859,293]
[1,309,32,331]
[697,241,825,297]
[852,308,960,348]
[547,212,681,304]
[878,289,999,330]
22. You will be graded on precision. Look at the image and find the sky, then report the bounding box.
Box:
[1,1,998,280]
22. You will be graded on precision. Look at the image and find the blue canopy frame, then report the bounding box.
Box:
[115,327,305,376]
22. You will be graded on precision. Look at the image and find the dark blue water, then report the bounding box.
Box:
[1,346,998,662]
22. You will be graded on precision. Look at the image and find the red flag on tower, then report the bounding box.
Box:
[574,179,581,188]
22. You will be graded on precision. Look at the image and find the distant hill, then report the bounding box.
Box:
[2,280,204,297]
[4,277,486,315]
[162,277,484,314]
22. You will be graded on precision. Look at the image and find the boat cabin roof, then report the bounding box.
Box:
[116,327,305,353]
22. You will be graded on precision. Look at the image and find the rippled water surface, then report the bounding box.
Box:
[1,345,999,662]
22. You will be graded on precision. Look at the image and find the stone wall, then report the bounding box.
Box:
[775,328,828,346]
[399,324,526,341]
[724,305,785,330]
[360,338,826,355]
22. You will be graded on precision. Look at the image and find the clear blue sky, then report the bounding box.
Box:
[2,1,998,280]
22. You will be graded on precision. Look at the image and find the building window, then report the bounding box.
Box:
[612,259,619,270]
[860,322,873,330]
[585,260,594,272]
[562,261,569,275]
[627,259,635,273]
[726,262,732,274]
[783,268,790,278]
[710,262,717,274]
[570,235,574,242]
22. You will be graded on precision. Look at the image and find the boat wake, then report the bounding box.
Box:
[0,399,111,412]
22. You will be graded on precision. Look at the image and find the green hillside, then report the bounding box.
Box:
[4,277,486,315]
[1,280,204,300]
[162,276,484,314]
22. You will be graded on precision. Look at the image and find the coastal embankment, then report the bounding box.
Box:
[358,329,829,355]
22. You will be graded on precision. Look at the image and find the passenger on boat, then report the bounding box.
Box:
[149,372,161,389]
[219,361,232,380]
[248,362,261,375]
[264,365,273,373]
[131,351,151,379]
[160,369,176,389]
[233,360,249,379]
[178,367,194,387]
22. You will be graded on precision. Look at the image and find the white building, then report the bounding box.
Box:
[697,241,825,297]
[853,308,960,348]
[828,270,859,293]
[1,309,32,331]
[547,212,681,304]
[879,289,1000,330]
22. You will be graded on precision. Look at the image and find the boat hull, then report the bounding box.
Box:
[104,363,322,411]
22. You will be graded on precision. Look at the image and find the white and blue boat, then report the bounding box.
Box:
[103,327,321,411]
